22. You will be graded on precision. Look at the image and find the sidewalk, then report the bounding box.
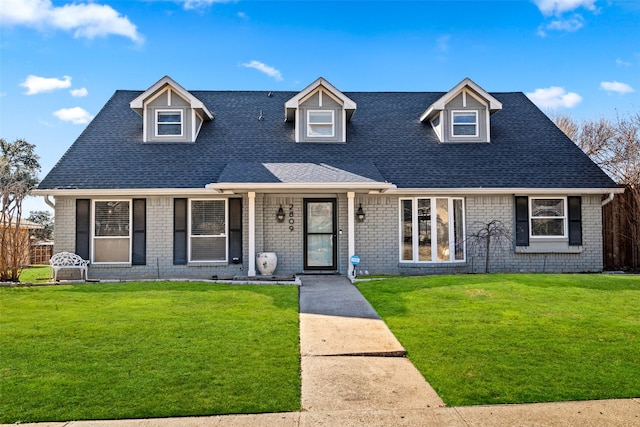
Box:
[4,275,639,426]
[296,275,640,426]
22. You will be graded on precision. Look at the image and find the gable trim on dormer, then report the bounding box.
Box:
[130,76,213,143]
[285,77,356,143]
[420,78,502,143]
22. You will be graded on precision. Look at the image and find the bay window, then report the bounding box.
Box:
[401,197,465,263]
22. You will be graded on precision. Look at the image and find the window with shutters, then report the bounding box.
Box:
[92,200,131,263]
[189,199,227,262]
[530,197,566,238]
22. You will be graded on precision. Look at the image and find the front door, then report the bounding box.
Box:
[304,199,337,271]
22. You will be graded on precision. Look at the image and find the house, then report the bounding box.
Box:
[1,218,43,268]
[33,76,621,280]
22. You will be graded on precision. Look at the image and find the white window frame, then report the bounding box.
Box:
[399,197,466,263]
[188,199,228,263]
[155,109,184,137]
[451,110,478,137]
[529,197,567,239]
[307,110,335,138]
[91,199,132,265]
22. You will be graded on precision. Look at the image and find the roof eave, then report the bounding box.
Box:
[387,187,625,195]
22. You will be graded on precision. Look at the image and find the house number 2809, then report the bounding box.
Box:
[289,204,294,231]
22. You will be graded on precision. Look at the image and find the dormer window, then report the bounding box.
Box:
[156,110,183,137]
[130,76,213,143]
[285,77,356,143]
[307,110,335,137]
[420,78,502,143]
[452,111,478,137]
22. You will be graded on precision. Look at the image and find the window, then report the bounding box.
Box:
[530,198,566,237]
[307,110,334,137]
[93,200,131,263]
[189,200,227,262]
[156,110,183,136]
[400,197,465,262]
[452,111,478,137]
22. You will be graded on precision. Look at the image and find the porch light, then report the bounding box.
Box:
[356,203,366,222]
[276,205,285,222]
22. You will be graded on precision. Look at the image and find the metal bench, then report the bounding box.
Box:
[50,252,89,282]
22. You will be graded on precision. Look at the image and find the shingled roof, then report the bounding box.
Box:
[37,88,617,191]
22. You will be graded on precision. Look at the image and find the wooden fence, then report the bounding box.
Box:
[30,243,53,265]
[602,186,640,270]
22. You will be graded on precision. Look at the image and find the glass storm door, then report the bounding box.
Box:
[304,199,337,270]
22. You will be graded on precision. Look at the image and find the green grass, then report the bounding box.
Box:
[357,274,640,406]
[0,281,300,423]
[17,265,51,283]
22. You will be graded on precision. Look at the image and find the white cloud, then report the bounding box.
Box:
[537,14,585,36]
[20,75,71,95]
[526,86,583,109]
[534,0,598,36]
[436,34,451,52]
[53,107,93,124]
[241,60,283,81]
[70,87,88,97]
[546,16,584,31]
[616,58,631,67]
[534,0,597,16]
[600,81,635,94]
[183,0,233,10]
[0,0,143,43]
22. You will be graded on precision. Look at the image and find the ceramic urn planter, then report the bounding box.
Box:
[256,252,277,275]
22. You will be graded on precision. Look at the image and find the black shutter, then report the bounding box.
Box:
[174,198,187,265]
[568,196,582,246]
[132,199,146,265]
[229,198,243,263]
[515,196,529,246]
[75,199,90,259]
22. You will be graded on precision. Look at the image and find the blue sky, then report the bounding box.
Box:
[1,0,638,214]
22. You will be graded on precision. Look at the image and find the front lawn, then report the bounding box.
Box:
[357,274,640,406]
[17,265,51,283]
[0,282,300,423]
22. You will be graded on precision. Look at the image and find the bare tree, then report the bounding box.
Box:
[553,112,640,268]
[0,138,41,281]
[466,220,513,273]
[552,112,639,188]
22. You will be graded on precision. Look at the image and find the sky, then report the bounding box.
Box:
[1,0,639,215]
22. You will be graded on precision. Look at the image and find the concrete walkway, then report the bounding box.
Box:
[4,275,640,426]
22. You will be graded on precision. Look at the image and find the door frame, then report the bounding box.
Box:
[303,198,337,271]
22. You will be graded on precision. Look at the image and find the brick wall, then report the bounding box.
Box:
[52,193,605,280]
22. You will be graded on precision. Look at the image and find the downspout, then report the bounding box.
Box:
[601,192,614,207]
[44,195,55,209]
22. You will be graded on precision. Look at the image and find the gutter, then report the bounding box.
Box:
[33,185,623,198]
[601,192,615,207]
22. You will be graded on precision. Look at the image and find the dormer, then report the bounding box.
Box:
[420,78,502,143]
[130,76,213,143]
[285,77,356,143]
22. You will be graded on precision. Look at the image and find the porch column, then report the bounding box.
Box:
[248,191,256,277]
[347,191,355,278]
